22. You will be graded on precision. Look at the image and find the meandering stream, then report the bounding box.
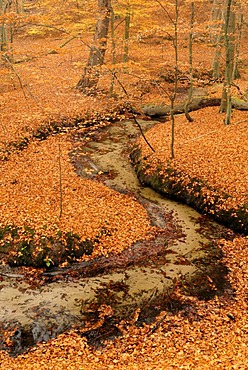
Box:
[0,119,229,354]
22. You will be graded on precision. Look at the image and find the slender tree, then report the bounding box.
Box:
[211,0,241,82]
[0,0,10,52]
[220,0,235,124]
[0,0,25,54]
[123,0,131,63]
[184,1,194,123]
[169,0,179,159]
[211,0,225,79]
[109,5,116,95]
[232,6,243,81]
[155,0,179,159]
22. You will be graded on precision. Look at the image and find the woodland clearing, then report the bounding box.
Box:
[0,0,248,368]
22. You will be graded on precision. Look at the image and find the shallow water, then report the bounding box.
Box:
[0,119,228,353]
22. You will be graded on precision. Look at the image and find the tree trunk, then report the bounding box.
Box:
[184,1,194,122]
[109,6,116,95]
[209,0,223,45]
[211,0,225,79]
[76,0,112,92]
[0,0,10,52]
[123,4,131,63]
[170,0,179,159]
[220,0,235,125]
[232,11,243,80]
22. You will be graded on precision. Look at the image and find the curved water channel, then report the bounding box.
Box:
[0,119,229,353]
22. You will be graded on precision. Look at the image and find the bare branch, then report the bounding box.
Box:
[154,0,175,25]
[3,54,40,104]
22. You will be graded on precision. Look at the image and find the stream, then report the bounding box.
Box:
[0,119,229,354]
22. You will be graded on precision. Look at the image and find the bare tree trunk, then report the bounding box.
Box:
[0,0,10,52]
[109,6,116,95]
[76,0,112,91]
[17,0,24,13]
[209,0,223,45]
[123,2,131,63]
[0,0,24,56]
[232,11,243,80]
[184,1,194,122]
[212,29,224,79]
[170,0,179,159]
[155,0,179,158]
[220,0,235,125]
[211,0,225,79]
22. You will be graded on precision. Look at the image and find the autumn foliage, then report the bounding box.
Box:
[0,0,248,368]
[134,106,248,233]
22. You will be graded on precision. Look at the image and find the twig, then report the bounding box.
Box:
[231,81,245,98]
[154,80,173,103]
[59,35,77,48]
[0,272,24,278]
[25,22,69,34]
[148,311,167,334]
[113,74,155,153]
[58,141,63,219]
[3,54,40,104]
[154,0,175,25]
[132,113,156,153]
[180,118,248,146]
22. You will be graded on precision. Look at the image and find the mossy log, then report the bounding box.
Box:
[142,97,221,117]
[142,95,248,118]
[231,96,248,110]
[0,227,94,268]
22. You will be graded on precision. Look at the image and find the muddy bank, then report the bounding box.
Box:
[0,119,231,354]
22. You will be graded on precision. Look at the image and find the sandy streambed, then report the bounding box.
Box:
[0,119,229,354]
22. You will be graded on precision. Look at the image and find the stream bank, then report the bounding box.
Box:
[130,140,247,235]
[0,119,232,355]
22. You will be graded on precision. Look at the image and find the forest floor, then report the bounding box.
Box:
[0,3,248,368]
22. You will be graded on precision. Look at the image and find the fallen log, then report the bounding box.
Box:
[142,97,221,117]
[231,96,248,110]
[142,95,248,117]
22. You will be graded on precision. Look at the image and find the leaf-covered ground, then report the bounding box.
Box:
[135,107,248,232]
[0,235,247,369]
[0,134,155,265]
[0,0,248,367]
[138,107,247,209]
